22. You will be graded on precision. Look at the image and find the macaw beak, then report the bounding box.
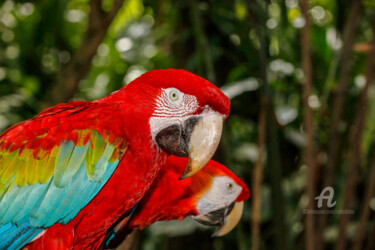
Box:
[192,201,244,237]
[155,110,224,179]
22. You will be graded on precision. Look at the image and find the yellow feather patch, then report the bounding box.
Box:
[19,148,32,159]
[85,131,106,177]
[39,146,59,184]
[34,151,49,183]
[76,129,92,147]
[16,161,27,187]
[0,150,22,184]
[0,154,8,179]
[0,129,127,193]
[25,159,38,186]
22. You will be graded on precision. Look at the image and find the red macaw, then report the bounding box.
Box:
[25,156,249,249]
[0,69,230,249]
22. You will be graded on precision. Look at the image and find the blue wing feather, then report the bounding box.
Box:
[13,181,51,222]
[0,130,126,248]
[54,141,89,187]
[61,160,119,224]
[0,158,120,249]
[0,219,42,250]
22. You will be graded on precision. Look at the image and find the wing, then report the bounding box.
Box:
[0,101,128,228]
[101,203,139,249]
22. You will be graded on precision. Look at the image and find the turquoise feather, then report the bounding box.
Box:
[29,182,66,227]
[62,160,119,224]
[90,144,115,182]
[0,218,42,250]
[12,182,51,222]
[0,130,124,249]
[54,141,89,187]
[0,181,22,223]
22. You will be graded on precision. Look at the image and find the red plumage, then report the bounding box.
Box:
[26,157,249,249]
[0,69,230,249]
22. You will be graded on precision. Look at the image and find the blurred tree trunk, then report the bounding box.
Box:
[250,3,267,249]
[354,154,375,250]
[317,1,362,248]
[43,0,126,107]
[300,0,317,250]
[325,0,361,177]
[337,19,375,250]
[251,53,267,250]
[366,223,375,250]
[248,1,288,249]
[352,26,375,250]
[265,99,287,250]
[189,0,216,83]
[322,0,361,197]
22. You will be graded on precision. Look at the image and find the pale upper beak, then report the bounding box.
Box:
[155,110,224,179]
[192,201,244,237]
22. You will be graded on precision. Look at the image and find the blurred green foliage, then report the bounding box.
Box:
[1,0,375,249]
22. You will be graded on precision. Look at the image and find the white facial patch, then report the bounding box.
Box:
[194,176,243,216]
[149,88,199,140]
[153,88,199,118]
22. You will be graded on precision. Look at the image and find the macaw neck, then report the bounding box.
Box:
[128,198,198,230]
[127,175,199,230]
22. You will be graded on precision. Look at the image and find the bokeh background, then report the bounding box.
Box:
[1,0,375,249]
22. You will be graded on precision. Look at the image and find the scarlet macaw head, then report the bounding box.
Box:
[106,156,249,245]
[105,69,230,178]
[158,156,250,237]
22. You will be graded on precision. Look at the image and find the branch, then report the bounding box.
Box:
[248,1,287,249]
[250,3,268,249]
[323,0,361,193]
[45,0,126,107]
[326,0,362,175]
[366,224,375,249]
[337,19,375,250]
[317,1,362,248]
[353,154,375,250]
[189,0,216,83]
[251,94,267,250]
[300,0,317,249]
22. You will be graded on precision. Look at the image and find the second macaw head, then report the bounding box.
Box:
[100,69,230,178]
[103,156,249,248]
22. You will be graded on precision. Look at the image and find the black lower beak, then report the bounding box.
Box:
[154,110,224,178]
[155,116,200,157]
[193,201,244,237]
[193,202,235,227]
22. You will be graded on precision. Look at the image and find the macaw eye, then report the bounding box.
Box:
[169,91,179,101]
[227,182,233,190]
